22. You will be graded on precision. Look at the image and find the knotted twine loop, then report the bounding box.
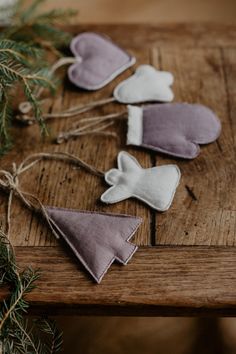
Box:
[56,110,128,144]
[0,152,104,240]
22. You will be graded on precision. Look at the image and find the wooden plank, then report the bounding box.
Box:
[23,0,236,25]
[150,47,236,245]
[221,48,236,144]
[71,24,236,48]
[4,246,236,316]
[0,25,236,315]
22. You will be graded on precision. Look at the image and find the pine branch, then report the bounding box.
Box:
[0,0,77,155]
[0,54,54,152]
[37,319,63,354]
[0,229,63,353]
[0,92,12,154]
[2,0,77,48]
[0,39,42,61]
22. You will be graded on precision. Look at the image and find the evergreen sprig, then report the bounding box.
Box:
[0,40,53,153]
[0,229,63,354]
[2,0,77,48]
[0,0,77,155]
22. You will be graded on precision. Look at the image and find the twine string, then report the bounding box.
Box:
[56,110,127,144]
[17,97,116,125]
[0,152,105,240]
[57,120,117,144]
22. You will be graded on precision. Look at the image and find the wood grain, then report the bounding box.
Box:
[23,0,236,25]
[150,46,236,245]
[0,24,236,315]
[6,246,236,316]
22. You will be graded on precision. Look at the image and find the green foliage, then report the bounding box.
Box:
[0,0,74,350]
[2,0,77,47]
[0,0,77,155]
[0,229,63,353]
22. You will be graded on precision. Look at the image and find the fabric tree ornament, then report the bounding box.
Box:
[0,152,141,283]
[127,103,221,159]
[47,208,141,283]
[101,151,181,211]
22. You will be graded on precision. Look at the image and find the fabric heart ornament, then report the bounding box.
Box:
[47,207,142,283]
[127,103,221,159]
[68,32,136,90]
[114,65,174,103]
[101,151,181,211]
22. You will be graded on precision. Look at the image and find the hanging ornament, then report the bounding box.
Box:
[0,152,141,283]
[17,65,174,124]
[126,103,221,159]
[113,65,174,103]
[17,31,136,118]
[68,32,136,90]
[101,151,181,211]
[47,207,141,283]
[56,102,221,159]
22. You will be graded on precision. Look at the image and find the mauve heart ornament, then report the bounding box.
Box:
[113,65,174,103]
[68,32,136,90]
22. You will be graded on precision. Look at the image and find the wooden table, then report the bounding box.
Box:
[1,24,236,316]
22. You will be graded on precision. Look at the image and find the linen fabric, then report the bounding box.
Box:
[101,151,181,211]
[46,207,141,283]
[68,32,136,90]
[127,103,221,159]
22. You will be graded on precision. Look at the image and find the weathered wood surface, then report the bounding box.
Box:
[0,24,236,315]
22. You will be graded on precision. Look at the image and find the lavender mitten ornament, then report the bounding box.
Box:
[101,151,181,211]
[68,32,136,90]
[127,103,221,159]
[114,65,174,103]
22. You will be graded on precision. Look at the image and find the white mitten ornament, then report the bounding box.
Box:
[114,65,174,103]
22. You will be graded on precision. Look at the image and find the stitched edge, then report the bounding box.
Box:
[94,217,142,283]
[46,206,141,220]
[141,142,201,159]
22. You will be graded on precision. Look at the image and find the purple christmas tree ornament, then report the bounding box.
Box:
[46,207,142,283]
